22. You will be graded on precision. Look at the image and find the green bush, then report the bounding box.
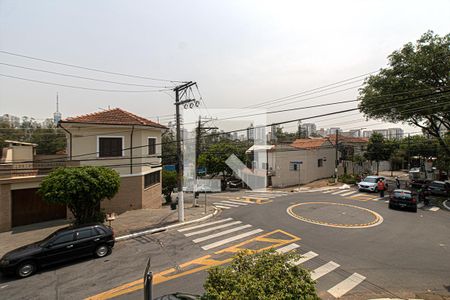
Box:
[201,249,319,300]
[39,166,120,225]
[339,174,357,184]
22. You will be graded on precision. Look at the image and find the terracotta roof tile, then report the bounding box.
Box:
[290,138,329,149]
[61,108,167,129]
[327,134,369,145]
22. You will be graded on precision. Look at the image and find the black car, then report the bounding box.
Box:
[0,223,114,278]
[427,181,450,196]
[388,189,418,212]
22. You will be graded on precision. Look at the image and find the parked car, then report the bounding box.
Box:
[0,223,114,278]
[427,180,450,196]
[389,189,418,212]
[357,176,385,192]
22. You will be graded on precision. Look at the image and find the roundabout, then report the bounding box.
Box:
[287,201,383,229]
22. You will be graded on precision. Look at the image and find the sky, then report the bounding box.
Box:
[0,0,449,135]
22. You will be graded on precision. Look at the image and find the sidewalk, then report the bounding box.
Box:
[0,196,215,257]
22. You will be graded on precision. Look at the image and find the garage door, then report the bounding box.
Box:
[12,188,67,227]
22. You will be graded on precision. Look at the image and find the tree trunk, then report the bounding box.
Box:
[376,161,379,175]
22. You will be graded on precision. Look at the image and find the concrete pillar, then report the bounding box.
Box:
[0,184,12,232]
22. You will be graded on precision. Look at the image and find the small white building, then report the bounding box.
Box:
[270,139,335,187]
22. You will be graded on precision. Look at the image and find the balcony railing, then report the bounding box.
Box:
[0,160,80,179]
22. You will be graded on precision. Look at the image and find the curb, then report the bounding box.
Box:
[115,208,219,241]
[443,200,450,211]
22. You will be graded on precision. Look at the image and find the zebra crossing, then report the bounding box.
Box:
[176,218,371,298]
[212,198,256,210]
[321,188,443,211]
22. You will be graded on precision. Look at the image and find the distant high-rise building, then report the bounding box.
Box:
[301,123,317,137]
[53,94,62,124]
[373,129,389,139]
[388,128,404,139]
[349,129,362,137]
[327,127,341,135]
[317,128,326,137]
[247,123,255,140]
[363,130,373,138]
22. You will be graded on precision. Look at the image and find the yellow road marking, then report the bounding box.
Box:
[287,202,383,229]
[86,230,300,300]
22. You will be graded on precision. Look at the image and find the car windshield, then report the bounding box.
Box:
[393,191,412,199]
[363,177,378,183]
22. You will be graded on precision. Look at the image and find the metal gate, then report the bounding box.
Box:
[11,188,67,227]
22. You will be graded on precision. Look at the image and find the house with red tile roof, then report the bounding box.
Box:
[59,108,167,214]
[0,108,168,232]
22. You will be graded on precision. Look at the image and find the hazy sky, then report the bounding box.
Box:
[1,0,449,134]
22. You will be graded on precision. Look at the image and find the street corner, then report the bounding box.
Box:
[286,201,383,229]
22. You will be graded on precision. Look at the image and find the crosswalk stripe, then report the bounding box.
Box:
[384,200,389,203]
[322,190,334,193]
[214,205,231,209]
[184,221,242,237]
[178,218,233,232]
[327,272,366,298]
[429,206,440,211]
[276,243,300,254]
[192,225,253,243]
[331,190,348,195]
[310,261,340,280]
[371,197,382,201]
[217,202,239,207]
[291,251,318,265]
[220,200,249,206]
[341,191,358,196]
[201,229,264,250]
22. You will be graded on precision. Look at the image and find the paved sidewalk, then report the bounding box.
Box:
[0,196,215,257]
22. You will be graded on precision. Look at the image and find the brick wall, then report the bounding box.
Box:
[101,175,143,214]
[142,182,162,209]
[0,183,11,232]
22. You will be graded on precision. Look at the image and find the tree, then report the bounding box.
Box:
[365,133,391,175]
[198,140,248,179]
[202,249,319,300]
[358,31,450,156]
[162,170,177,203]
[162,130,177,165]
[38,166,120,225]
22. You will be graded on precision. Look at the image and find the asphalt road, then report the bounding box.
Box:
[1,188,449,299]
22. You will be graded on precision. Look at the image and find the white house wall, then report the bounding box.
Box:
[271,147,335,187]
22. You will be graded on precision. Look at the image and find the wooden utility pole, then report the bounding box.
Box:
[174,81,196,222]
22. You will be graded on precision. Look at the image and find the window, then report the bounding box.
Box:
[98,137,123,157]
[76,228,93,240]
[318,159,323,167]
[95,227,106,235]
[145,171,160,188]
[53,232,74,245]
[289,162,299,171]
[148,138,156,155]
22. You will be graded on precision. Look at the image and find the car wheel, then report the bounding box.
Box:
[374,188,378,193]
[94,244,110,258]
[16,261,36,278]
[412,207,417,213]
[388,203,393,209]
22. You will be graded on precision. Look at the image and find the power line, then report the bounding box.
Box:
[0,62,175,88]
[5,92,449,164]
[0,73,172,93]
[0,50,187,83]
[243,70,379,109]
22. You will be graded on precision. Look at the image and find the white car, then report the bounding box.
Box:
[358,176,385,192]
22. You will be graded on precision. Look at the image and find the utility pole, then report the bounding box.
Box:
[174,81,196,222]
[335,129,339,183]
[407,133,411,170]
